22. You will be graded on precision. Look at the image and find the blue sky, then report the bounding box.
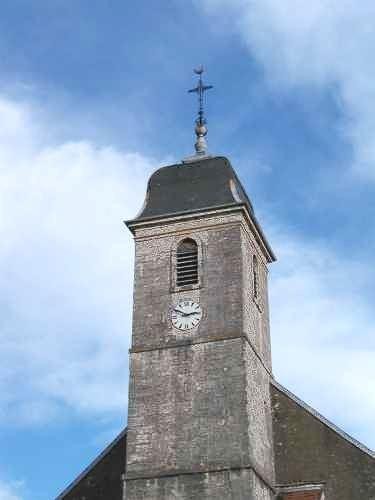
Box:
[1,1,375,499]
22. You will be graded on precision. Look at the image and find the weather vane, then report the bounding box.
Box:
[188,65,213,157]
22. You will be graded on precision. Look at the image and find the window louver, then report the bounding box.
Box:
[177,239,198,287]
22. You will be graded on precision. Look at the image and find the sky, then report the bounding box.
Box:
[0,1,374,498]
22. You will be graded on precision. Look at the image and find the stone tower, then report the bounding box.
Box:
[125,156,276,499]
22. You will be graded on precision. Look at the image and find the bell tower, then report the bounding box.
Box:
[124,154,276,499]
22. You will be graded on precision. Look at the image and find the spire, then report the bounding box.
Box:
[187,66,213,158]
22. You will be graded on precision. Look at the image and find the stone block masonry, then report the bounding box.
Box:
[125,208,275,499]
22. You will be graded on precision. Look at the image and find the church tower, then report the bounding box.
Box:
[124,69,276,499]
[125,160,276,499]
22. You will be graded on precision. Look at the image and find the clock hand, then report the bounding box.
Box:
[173,308,189,316]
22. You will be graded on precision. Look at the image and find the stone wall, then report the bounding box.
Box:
[126,210,275,498]
[131,214,244,350]
[244,341,275,482]
[126,469,274,500]
[241,222,272,371]
[127,339,250,479]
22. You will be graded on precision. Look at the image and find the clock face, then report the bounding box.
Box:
[171,300,202,331]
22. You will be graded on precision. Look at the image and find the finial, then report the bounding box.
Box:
[188,66,213,156]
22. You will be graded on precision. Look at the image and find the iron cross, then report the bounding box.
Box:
[188,66,213,126]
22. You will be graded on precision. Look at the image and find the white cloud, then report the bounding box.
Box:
[0,479,23,500]
[0,96,156,424]
[268,222,375,449]
[200,0,375,179]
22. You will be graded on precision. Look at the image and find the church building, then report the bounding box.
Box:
[56,70,375,500]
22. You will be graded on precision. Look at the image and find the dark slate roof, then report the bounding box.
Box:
[272,380,374,459]
[133,156,254,221]
[56,429,126,500]
[127,155,276,262]
[271,381,375,499]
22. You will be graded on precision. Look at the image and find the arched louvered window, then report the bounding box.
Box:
[176,238,198,287]
[252,255,259,299]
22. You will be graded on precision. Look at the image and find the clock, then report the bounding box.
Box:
[171,300,202,331]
